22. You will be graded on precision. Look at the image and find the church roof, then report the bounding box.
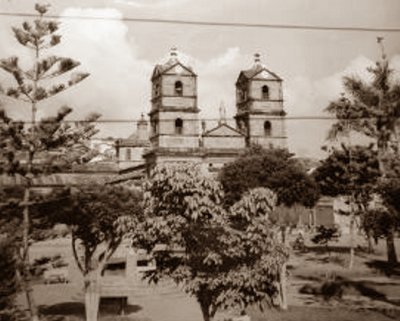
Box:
[151,47,196,80]
[117,134,150,148]
[203,123,245,137]
[237,53,282,83]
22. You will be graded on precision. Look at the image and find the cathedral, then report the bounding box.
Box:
[115,48,287,176]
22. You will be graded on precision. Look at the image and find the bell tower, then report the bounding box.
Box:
[149,47,200,149]
[235,53,287,149]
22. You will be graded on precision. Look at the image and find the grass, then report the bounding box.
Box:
[18,234,400,321]
[248,306,398,321]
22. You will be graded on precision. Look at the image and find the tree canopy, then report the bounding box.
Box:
[218,145,320,209]
[0,4,100,320]
[0,238,19,321]
[134,163,288,321]
[57,185,143,275]
[324,41,400,264]
[52,184,142,321]
[313,144,380,199]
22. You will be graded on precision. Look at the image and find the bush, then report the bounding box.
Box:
[0,239,19,321]
[30,254,67,277]
[312,225,340,255]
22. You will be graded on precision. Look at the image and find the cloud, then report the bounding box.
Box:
[284,55,400,158]
[285,55,375,117]
[196,47,243,119]
[1,4,398,158]
[37,7,154,137]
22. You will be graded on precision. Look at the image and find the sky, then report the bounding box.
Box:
[0,0,400,158]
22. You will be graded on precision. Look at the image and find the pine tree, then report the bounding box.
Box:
[0,4,100,320]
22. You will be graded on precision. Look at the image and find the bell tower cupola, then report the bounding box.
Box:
[235,53,287,149]
[149,47,200,149]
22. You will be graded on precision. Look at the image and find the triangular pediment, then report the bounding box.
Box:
[252,68,281,80]
[236,66,282,84]
[203,123,244,137]
[151,61,196,80]
[164,63,195,76]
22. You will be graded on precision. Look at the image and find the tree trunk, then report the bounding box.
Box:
[281,225,288,245]
[279,263,288,310]
[22,188,39,321]
[84,270,101,321]
[199,302,212,321]
[367,232,374,254]
[348,210,355,270]
[386,229,398,264]
[200,308,211,321]
[279,225,288,310]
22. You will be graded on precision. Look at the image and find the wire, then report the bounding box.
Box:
[0,12,399,33]
[0,116,395,124]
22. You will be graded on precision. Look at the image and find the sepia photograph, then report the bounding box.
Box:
[0,1,400,320]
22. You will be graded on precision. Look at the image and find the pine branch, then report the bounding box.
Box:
[27,56,81,80]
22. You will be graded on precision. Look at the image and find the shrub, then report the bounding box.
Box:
[312,225,340,256]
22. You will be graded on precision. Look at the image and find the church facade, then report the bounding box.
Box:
[116,48,287,175]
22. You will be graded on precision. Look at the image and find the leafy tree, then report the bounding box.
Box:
[218,145,320,308]
[325,39,400,264]
[0,4,99,320]
[311,225,340,257]
[374,157,400,258]
[54,185,143,321]
[133,163,288,321]
[315,145,380,198]
[219,146,319,209]
[362,208,397,246]
[0,239,19,321]
[313,144,380,267]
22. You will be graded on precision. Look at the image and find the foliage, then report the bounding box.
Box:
[313,144,380,268]
[311,225,340,255]
[0,106,99,177]
[325,51,400,153]
[29,254,67,278]
[0,4,100,320]
[372,157,400,237]
[362,208,397,240]
[48,185,143,321]
[0,0,99,178]
[313,144,380,199]
[0,239,19,321]
[55,185,143,276]
[0,4,89,104]
[218,145,320,209]
[324,41,400,264]
[134,163,288,321]
[0,186,71,234]
[378,156,400,214]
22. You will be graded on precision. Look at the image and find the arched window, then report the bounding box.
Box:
[175,118,183,134]
[175,81,183,96]
[126,148,131,161]
[264,121,271,136]
[262,85,269,99]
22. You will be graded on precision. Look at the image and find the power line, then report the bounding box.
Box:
[0,116,396,124]
[0,12,399,33]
